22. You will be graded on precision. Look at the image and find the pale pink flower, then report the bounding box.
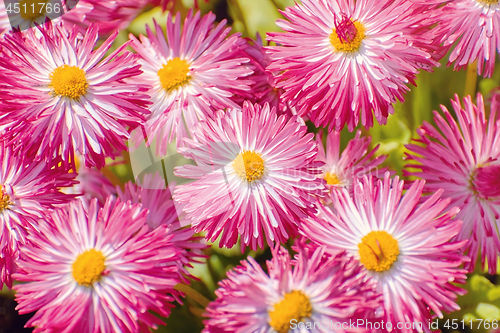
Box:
[173,102,326,251]
[301,174,468,332]
[129,10,252,155]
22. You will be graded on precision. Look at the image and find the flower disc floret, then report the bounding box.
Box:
[72,249,106,287]
[330,18,365,53]
[158,58,191,92]
[269,290,312,333]
[232,151,265,182]
[358,231,399,272]
[49,65,88,100]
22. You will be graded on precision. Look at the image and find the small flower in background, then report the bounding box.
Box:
[173,102,326,251]
[267,0,440,132]
[203,242,380,333]
[117,172,207,277]
[439,0,500,77]
[405,93,500,273]
[61,154,117,206]
[302,174,468,332]
[14,197,182,333]
[0,22,150,168]
[316,129,389,199]
[128,10,253,155]
[63,0,152,36]
[0,144,76,288]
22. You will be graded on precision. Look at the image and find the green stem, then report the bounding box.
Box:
[174,283,211,308]
[464,60,478,98]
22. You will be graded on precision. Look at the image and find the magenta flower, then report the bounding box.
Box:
[405,93,500,273]
[439,0,500,77]
[316,130,389,198]
[14,197,182,333]
[173,102,326,251]
[0,144,76,288]
[233,34,297,118]
[117,172,207,273]
[267,0,439,131]
[302,174,468,332]
[203,243,380,333]
[0,22,150,168]
[129,10,252,155]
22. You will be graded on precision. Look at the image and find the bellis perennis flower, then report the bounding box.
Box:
[0,22,150,168]
[14,197,182,333]
[439,0,500,77]
[173,102,326,251]
[203,243,380,333]
[129,10,252,155]
[405,93,500,273]
[0,144,76,288]
[316,130,389,198]
[302,174,468,333]
[267,0,439,131]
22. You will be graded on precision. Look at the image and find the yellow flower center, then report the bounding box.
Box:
[232,151,265,182]
[358,231,399,272]
[72,249,106,287]
[19,0,47,21]
[49,65,88,100]
[269,291,312,333]
[324,172,341,185]
[330,20,365,53]
[0,187,10,212]
[158,57,191,92]
[480,0,498,4]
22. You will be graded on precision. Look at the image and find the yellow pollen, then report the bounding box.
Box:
[324,172,341,185]
[330,21,366,53]
[72,249,106,287]
[19,0,47,21]
[49,65,88,100]
[358,231,399,272]
[158,57,191,92]
[232,151,265,182]
[480,0,498,4]
[269,291,312,333]
[0,187,10,212]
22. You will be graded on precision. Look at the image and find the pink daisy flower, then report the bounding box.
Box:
[14,197,182,333]
[203,243,380,333]
[128,10,252,155]
[0,22,150,168]
[405,93,500,273]
[439,0,500,77]
[301,174,469,332]
[266,0,439,131]
[0,144,76,288]
[116,172,207,273]
[173,102,326,251]
[316,129,389,198]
